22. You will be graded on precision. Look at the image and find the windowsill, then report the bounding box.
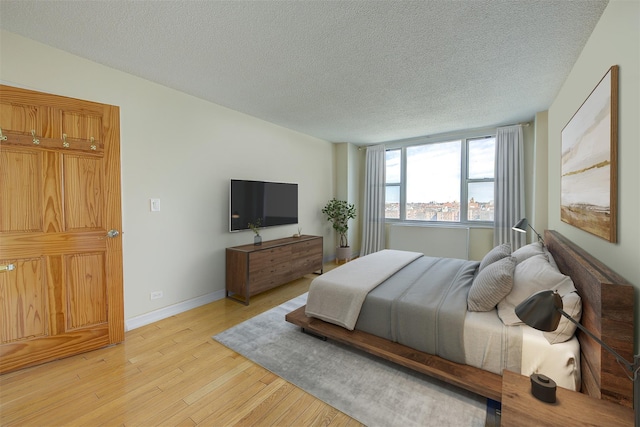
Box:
[384,221,494,230]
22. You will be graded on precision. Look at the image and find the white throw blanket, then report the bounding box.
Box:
[305,249,423,330]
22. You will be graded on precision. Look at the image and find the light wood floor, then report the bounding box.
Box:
[0,269,364,426]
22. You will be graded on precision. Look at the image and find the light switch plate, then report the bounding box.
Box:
[150,198,161,212]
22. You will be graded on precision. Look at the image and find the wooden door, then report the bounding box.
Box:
[0,85,124,373]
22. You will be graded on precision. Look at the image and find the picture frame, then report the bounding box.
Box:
[561,65,618,242]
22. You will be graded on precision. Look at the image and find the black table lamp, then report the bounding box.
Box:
[512,218,544,244]
[516,290,640,426]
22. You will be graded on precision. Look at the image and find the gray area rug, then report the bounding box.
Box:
[213,294,487,426]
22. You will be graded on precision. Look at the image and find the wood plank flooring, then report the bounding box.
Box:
[0,268,363,426]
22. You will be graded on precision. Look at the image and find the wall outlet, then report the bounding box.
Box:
[150,291,163,300]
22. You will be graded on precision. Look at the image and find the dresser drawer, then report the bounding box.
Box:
[249,262,291,286]
[250,271,292,295]
[292,254,322,273]
[249,246,291,272]
[291,238,323,254]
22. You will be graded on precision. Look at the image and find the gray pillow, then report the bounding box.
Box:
[479,243,512,272]
[468,256,517,312]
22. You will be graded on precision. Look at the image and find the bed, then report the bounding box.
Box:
[285,230,635,407]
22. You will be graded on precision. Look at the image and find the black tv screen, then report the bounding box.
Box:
[229,179,298,232]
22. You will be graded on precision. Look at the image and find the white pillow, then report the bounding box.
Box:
[543,280,582,344]
[478,243,512,272]
[497,254,574,325]
[511,242,546,264]
[468,256,517,312]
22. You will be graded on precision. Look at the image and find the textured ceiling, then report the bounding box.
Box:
[0,1,608,144]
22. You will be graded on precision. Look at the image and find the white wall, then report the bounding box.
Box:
[0,31,335,325]
[333,142,361,256]
[388,225,470,259]
[531,111,549,233]
[547,1,640,345]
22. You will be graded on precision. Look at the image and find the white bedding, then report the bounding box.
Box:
[464,310,581,391]
[520,326,581,391]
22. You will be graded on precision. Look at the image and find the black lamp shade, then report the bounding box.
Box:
[515,290,563,332]
[512,218,528,233]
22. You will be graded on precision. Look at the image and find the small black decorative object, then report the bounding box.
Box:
[530,373,557,403]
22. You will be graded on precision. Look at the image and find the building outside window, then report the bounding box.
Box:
[385,135,495,225]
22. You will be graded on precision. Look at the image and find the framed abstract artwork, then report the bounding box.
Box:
[561,65,618,242]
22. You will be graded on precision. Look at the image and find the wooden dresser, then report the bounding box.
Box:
[226,235,323,304]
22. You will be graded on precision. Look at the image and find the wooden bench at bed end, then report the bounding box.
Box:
[285,305,503,402]
[545,230,635,408]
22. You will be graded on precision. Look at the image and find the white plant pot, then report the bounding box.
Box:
[336,246,352,262]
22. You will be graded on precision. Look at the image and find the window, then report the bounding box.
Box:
[467,137,496,222]
[384,135,495,224]
[406,140,461,221]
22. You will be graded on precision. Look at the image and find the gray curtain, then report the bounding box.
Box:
[361,144,386,255]
[493,125,525,249]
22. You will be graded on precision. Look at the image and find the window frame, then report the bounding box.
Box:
[384,131,496,227]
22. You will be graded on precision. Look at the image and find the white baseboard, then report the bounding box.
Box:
[125,289,226,331]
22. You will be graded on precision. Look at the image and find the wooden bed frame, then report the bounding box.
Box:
[286,230,635,407]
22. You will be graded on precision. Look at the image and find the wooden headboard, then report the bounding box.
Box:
[545,230,635,407]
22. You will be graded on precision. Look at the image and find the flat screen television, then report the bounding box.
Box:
[229,179,298,232]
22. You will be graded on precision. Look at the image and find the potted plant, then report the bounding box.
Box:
[322,198,356,261]
[248,218,262,245]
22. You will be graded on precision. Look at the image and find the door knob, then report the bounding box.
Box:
[106,229,120,238]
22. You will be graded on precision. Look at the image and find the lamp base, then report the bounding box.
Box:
[530,373,556,403]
